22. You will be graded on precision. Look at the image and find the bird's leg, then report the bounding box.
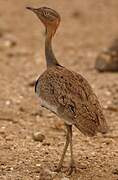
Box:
[55,124,70,172]
[67,125,76,175]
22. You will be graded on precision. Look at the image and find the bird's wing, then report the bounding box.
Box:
[38,66,108,136]
[54,67,108,136]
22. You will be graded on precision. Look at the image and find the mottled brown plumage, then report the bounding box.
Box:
[27,6,108,174]
[36,65,107,136]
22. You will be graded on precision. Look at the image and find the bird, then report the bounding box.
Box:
[26,6,108,175]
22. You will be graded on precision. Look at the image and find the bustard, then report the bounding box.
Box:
[27,6,108,174]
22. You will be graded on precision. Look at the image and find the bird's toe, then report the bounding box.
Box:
[67,162,77,175]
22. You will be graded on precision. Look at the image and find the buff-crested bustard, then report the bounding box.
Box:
[27,6,108,175]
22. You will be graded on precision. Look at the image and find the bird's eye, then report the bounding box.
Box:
[42,10,55,21]
[44,11,49,17]
[43,11,51,19]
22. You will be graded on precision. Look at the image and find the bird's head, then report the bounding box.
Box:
[26,6,61,36]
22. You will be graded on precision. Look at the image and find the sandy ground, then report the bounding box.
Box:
[0,0,118,179]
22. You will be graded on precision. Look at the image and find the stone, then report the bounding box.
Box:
[33,132,45,142]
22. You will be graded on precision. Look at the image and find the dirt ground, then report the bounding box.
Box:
[0,0,118,180]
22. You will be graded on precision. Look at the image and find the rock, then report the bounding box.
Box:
[0,34,17,50]
[72,11,81,18]
[5,100,11,106]
[95,39,118,72]
[0,126,5,134]
[106,105,118,112]
[39,166,56,180]
[36,164,41,167]
[10,167,14,171]
[31,110,43,117]
[19,107,25,112]
[104,99,118,112]
[42,141,50,146]
[112,168,118,175]
[95,50,118,72]
[5,135,14,141]
[33,132,45,142]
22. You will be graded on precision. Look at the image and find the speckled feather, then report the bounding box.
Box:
[35,65,108,136]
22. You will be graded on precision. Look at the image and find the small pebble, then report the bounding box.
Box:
[19,107,25,112]
[36,164,41,167]
[112,168,118,175]
[105,91,111,96]
[61,178,70,180]
[106,105,118,112]
[0,127,5,134]
[4,39,16,47]
[5,100,11,106]
[10,167,14,171]
[5,135,14,141]
[0,35,17,50]
[40,167,55,180]
[33,132,45,142]
[42,141,50,146]
[72,11,81,18]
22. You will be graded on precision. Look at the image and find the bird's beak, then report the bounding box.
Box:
[26,6,46,27]
[26,6,43,21]
[26,6,39,14]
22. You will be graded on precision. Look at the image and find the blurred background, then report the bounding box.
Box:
[0,0,118,179]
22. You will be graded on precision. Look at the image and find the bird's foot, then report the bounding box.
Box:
[54,162,76,175]
[67,162,76,175]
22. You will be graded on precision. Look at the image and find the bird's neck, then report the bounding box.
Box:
[45,27,59,67]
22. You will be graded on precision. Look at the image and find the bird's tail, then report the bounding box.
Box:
[98,116,108,134]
